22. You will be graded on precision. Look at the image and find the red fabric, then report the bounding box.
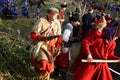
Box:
[55,52,69,69]
[84,29,95,38]
[49,29,55,47]
[48,29,56,53]
[99,5,102,12]
[106,16,112,20]
[71,29,120,80]
[59,9,65,20]
[30,32,40,41]
[55,36,62,49]
[30,58,36,65]
[49,39,56,47]
[82,2,86,7]
[95,19,104,23]
[31,59,54,73]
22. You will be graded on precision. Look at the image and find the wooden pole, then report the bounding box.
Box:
[81,59,120,63]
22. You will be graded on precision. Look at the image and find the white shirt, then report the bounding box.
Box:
[62,23,73,43]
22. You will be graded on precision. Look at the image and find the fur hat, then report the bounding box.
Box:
[47,7,59,14]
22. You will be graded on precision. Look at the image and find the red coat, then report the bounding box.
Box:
[59,8,65,21]
[71,29,120,80]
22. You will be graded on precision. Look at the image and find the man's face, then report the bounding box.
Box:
[48,13,58,21]
[73,21,80,27]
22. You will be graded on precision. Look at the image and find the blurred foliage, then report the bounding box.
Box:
[0,36,33,79]
[0,18,38,79]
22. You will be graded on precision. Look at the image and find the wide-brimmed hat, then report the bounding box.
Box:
[61,2,67,7]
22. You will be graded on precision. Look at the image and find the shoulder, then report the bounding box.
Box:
[35,17,49,25]
[33,17,49,28]
[39,17,48,23]
[53,19,61,27]
[64,23,73,29]
[54,19,60,24]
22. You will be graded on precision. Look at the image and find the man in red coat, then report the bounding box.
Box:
[59,2,67,25]
[71,16,120,80]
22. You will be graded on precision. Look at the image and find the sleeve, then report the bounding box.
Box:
[31,18,43,33]
[30,32,40,41]
[62,29,71,43]
[108,54,120,60]
[55,36,62,49]
[30,18,43,41]
[81,38,92,56]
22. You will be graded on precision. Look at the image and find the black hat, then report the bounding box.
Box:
[61,2,67,7]
[69,12,80,21]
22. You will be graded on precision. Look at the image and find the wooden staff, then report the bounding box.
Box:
[81,59,120,63]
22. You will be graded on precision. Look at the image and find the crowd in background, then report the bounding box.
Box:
[0,0,120,20]
[0,0,45,19]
